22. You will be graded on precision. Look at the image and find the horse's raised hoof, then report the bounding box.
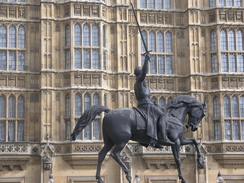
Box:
[126,174,132,183]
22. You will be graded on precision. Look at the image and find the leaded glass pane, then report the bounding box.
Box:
[232,96,239,117]
[83,24,90,46]
[74,49,82,68]
[18,96,24,118]
[17,121,24,141]
[141,31,147,52]
[166,56,172,74]
[211,30,217,51]
[220,30,227,50]
[227,0,233,6]
[213,97,220,118]
[84,49,90,69]
[9,26,16,48]
[93,119,100,140]
[18,51,25,71]
[221,54,228,72]
[228,30,235,50]
[158,56,164,74]
[0,26,7,47]
[103,51,106,70]
[164,0,171,9]
[0,50,7,70]
[65,25,70,47]
[156,0,162,9]
[224,96,231,117]
[159,97,165,107]
[140,0,146,8]
[157,32,163,52]
[237,54,244,72]
[214,121,221,140]
[233,120,240,140]
[211,54,218,73]
[242,120,244,140]
[165,32,172,53]
[0,96,6,117]
[0,121,6,142]
[209,0,215,7]
[149,32,155,52]
[74,24,81,46]
[150,55,156,74]
[92,25,99,46]
[148,0,154,8]
[65,120,71,140]
[84,123,91,139]
[9,51,16,70]
[235,0,241,6]
[225,120,231,140]
[18,26,25,48]
[65,50,70,69]
[75,94,82,116]
[8,121,15,142]
[219,0,225,6]
[8,96,15,118]
[236,30,243,50]
[92,49,99,69]
[84,94,91,110]
[75,119,81,140]
[93,94,99,105]
[241,96,244,117]
[104,94,107,107]
[229,54,236,72]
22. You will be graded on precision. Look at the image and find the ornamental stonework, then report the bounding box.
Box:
[74,4,81,16]
[0,6,7,17]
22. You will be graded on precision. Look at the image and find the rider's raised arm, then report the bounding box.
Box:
[137,54,150,82]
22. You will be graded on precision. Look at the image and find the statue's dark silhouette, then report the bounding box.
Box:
[71,95,206,183]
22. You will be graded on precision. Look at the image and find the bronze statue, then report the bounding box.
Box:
[71,95,206,183]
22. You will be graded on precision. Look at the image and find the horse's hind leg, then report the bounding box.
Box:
[96,141,114,183]
[110,142,131,183]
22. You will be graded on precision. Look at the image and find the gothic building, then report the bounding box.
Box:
[0,0,244,182]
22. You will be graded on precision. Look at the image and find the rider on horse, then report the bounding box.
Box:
[134,53,174,147]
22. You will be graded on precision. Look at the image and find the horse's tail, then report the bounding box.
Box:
[70,105,111,141]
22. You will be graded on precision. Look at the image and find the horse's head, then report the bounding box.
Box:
[186,101,207,131]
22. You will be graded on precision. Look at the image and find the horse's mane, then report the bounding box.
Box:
[166,95,202,110]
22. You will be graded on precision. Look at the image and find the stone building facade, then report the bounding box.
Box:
[0,0,244,182]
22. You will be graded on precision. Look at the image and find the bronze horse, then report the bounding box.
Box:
[71,95,206,183]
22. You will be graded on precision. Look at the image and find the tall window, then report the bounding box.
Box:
[209,0,215,7]
[224,96,231,117]
[213,97,220,118]
[211,30,217,51]
[141,30,173,74]
[220,30,227,50]
[0,94,25,142]
[141,0,171,9]
[211,54,218,73]
[0,25,25,71]
[74,24,81,46]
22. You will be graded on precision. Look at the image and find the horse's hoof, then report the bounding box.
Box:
[126,174,132,183]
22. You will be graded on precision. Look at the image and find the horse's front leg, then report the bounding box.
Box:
[180,137,205,169]
[171,139,188,183]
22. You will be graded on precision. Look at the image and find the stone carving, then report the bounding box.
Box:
[0,6,7,17]
[219,11,226,21]
[18,7,25,18]
[74,4,81,16]
[92,5,99,17]
[9,7,16,18]
[83,5,90,16]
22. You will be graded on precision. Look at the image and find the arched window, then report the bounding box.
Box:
[0,95,6,118]
[92,49,99,69]
[17,96,24,118]
[150,55,156,74]
[65,25,70,47]
[220,30,227,50]
[148,0,155,8]
[166,56,172,74]
[211,54,218,73]
[92,25,99,46]
[9,51,16,70]
[240,96,244,117]
[65,94,70,117]
[157,32,164,52]
[165,32,172,53]
[149,32,155,52]
[9,25,16,48]
[209,0,215,7]
[156,0,162,9]
[8,95,16,118]
[221,54,228,72]
[0,25,7,47]
[93,94,100,105]
[159,97,165,107]
[18,26,25,48]
[229,54,236,72]
[232,96,239,117]
[211,30,217,51]
[75,93,82,116]
[158,56,164,74]
[237,54,244,72]
[164,0,171,9]
[141,31,147,52]
[84,93,91,110]
[236,30,243,50]
[228,30,235,50]
[74,49,82,68]
[83,24,90,46]
[84,49,90,69]
[224,96,230,117]
[213,97,220,118]
[168,97,173,104]
[74,24,81,46]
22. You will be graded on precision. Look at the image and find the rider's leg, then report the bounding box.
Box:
[158,117,174,145]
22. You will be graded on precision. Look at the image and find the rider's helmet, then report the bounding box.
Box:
[134,66,142,76]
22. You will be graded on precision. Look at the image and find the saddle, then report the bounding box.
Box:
[133,107,147,130]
